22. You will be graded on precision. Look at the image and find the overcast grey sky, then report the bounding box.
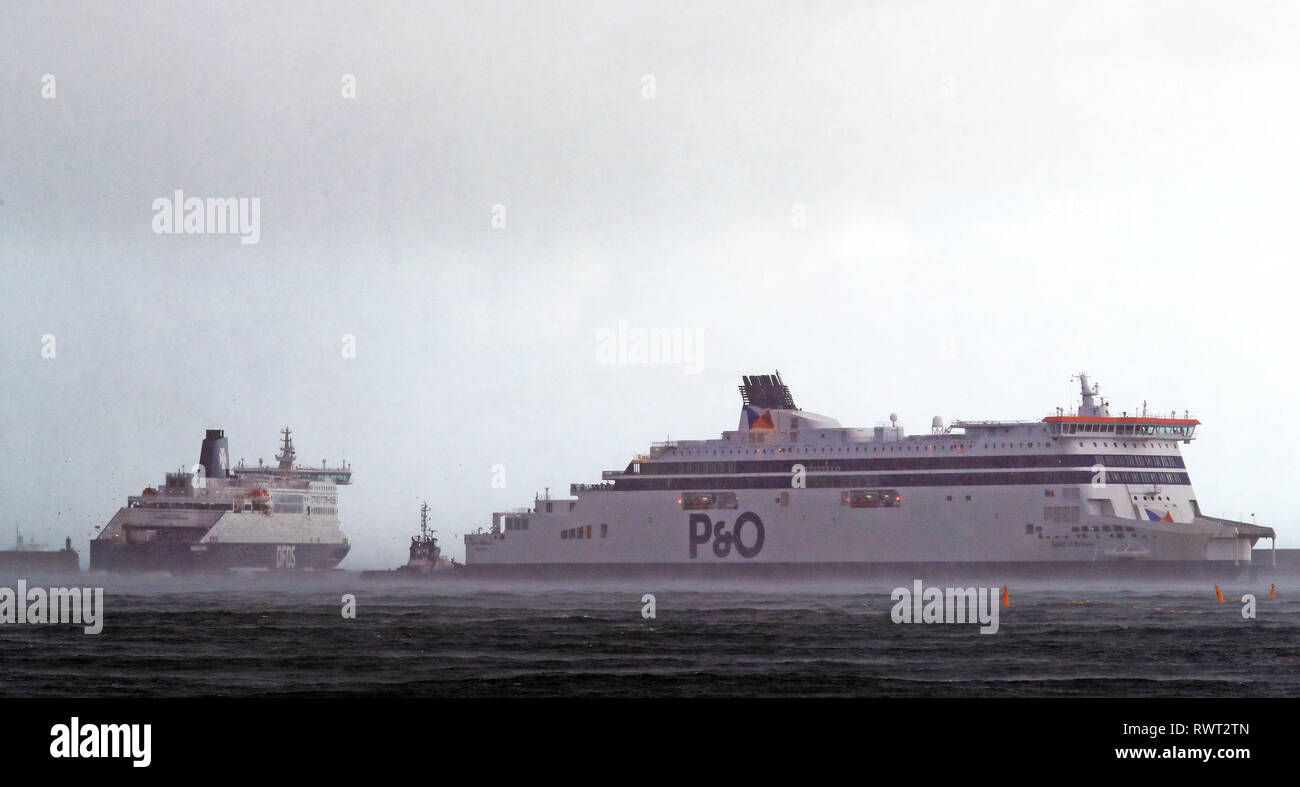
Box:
[3,1,1298,566]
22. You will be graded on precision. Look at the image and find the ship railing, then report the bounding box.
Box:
[570,482,616,495]
[1042,409,1196,421]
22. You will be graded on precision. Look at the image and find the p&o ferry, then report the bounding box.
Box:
[464,373,1275,578]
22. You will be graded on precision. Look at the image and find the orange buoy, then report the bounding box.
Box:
[1215,584,1224,603]
[1002,586,1010,607]
[1270,583,1276,600]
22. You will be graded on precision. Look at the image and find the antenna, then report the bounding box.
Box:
[419,501,432,538]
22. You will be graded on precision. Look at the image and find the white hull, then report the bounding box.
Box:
[466,485,1256,566]
[465,373,1272,569]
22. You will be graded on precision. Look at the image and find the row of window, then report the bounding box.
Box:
[135,501,231,511]
[652,427,1191,458]
[1118,472,1184,485]
[630,453,1185,476]
[1053,423,1195,437]
[1025,523,1146,538]
[1078,441,1180,449]
[561,524,609,540]
[615,470,1193,491]
[1043,505,1081,523]
[1093,454,1184,468]
[694,429,1048,451]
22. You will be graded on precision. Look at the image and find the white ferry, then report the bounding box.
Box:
[464,373,1275,577]
[91,428,351,572]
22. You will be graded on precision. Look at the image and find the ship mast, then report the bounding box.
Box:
[419,501,432,539]
[276,427,296,470]
[1071,373,1109,417]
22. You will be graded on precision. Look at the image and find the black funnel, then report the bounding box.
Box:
[198,429,229,479]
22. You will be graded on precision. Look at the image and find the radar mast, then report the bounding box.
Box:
[276,427,296,470]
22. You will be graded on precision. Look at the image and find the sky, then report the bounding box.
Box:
[2,1,1298,566]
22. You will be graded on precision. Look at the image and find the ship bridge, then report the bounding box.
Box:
[1043,416,1198,441]
[1044,373,1199,441]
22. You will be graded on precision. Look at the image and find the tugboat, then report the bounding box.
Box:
[362,502,459,579]
[404,502,441,574]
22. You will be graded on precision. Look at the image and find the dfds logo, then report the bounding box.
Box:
[688,513,765,559]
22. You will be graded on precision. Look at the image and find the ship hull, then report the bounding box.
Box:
[457,559,1273,582]
[91,502,352,574]
[89,540,349,573]
[466,487,1267,570]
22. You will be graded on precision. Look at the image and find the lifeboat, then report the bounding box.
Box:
[246,488,272,514]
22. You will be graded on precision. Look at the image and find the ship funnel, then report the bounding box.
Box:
[198,429,230,479]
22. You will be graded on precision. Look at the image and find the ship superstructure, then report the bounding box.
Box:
[90,428,352,572]
[406,502,442,571]
[360,501,457,579]
[464,373,1275,574]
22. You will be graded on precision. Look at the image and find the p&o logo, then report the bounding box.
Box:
[688,512,765,559]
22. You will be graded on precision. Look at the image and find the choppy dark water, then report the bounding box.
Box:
[1,573,1296,697]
